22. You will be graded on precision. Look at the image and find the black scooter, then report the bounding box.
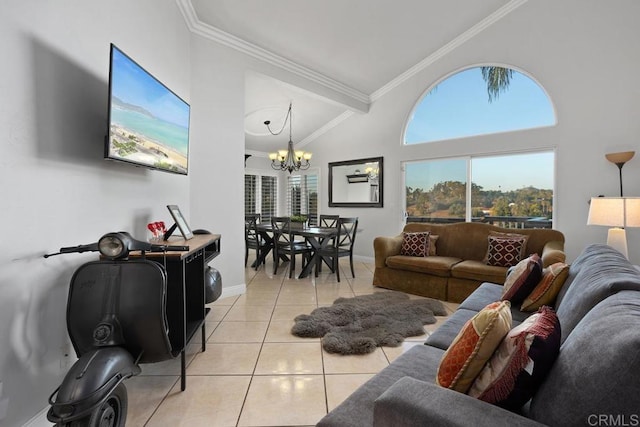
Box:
[44,232,189,427]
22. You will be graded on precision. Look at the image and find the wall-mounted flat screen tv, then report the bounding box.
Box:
[106,44,190,175]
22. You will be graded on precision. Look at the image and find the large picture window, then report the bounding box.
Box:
[406,158,467,221]
[405,151,554,228]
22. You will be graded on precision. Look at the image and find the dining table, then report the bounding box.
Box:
[255,223,338,278]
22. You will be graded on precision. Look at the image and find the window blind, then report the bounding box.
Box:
[287,174,318,224]
[261,175,277,223]
[244,174,257,214]
[245,173,278,221]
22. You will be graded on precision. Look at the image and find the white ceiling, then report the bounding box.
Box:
[185,0,516,154]
[243,72,348,154]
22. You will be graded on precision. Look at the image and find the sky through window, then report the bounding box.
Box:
[404,67,555,144]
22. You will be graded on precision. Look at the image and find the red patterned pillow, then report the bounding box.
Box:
[501,254,543,305]
[400,232,430,257]
[468,306,561,409]
[485,234,529,267]
[521,262,570,312]
[436,301,512,393]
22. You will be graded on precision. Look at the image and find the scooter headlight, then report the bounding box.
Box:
[98,234,127,259]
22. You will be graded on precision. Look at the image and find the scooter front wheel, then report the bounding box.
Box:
[57,384,128,427]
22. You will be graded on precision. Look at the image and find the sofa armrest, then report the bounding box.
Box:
[540,240,566,267]
[373,377,546,427]
[373,234,403,268]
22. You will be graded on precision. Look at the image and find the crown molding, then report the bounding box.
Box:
[370,0,528,102]
[177,0,370,109]
[179,0,526,105]
[179,0,527,148]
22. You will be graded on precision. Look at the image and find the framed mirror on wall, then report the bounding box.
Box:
[328,157,383,207]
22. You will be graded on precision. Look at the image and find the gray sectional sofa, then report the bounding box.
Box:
[317,244,640,426]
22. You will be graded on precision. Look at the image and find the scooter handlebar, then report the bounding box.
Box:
[44,243,99,258]
[43,233,189,259]
[59,243,99,254]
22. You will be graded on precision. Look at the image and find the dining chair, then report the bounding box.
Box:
[319,214,340,228]
[271,216,312,278]
[314,214,340,274]
[245,214,270,270]
[315,217,358,282]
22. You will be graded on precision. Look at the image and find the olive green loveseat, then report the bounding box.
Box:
[373,222,565,302]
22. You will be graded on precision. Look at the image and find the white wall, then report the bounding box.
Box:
[3,1,640,425]
[301,0,640,264]
[189,36,248,295]
[0,1,191,425]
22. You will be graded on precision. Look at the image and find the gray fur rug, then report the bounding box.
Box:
[291,291,447,355]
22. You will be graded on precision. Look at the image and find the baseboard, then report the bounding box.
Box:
[353,255,374,263]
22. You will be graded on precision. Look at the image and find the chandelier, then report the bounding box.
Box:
[265,103,312,173]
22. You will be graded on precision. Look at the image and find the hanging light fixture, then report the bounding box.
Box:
[265,102,311,173]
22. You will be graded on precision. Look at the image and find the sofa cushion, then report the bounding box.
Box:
[386,255,461,277]
[554,243,624,309]
[317,344,445,427]
[529,291,640,426]
[520,262,569,312]
[401,232,430,257]
[459,283,503,311]
[450,260,507,284]
[554,244,640,342]
[484,233,529,267]
[374,377,546,427]
[501,254,543,305]
[468,306,561,409]
[459,283,532,324]
[436,301,512,393]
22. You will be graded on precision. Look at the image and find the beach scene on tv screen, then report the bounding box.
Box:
[109,47,189,174]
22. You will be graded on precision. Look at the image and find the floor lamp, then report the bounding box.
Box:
[587,197,640,259]
[605,151,635,196]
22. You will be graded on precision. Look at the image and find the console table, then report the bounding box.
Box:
[135,233,221,390]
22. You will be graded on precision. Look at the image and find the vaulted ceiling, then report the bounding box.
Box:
[179,0,524,153]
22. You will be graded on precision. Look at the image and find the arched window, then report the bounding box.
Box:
[404,66,555,144]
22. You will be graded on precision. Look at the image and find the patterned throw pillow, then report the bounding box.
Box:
[468,306,561,409]
[501,254,543,305]
[400,232,430,257]
[521,262,570,312]
[436,301,512,393]
[485,233,529,267]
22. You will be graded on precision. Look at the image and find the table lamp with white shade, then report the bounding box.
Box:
[587,197,640,259]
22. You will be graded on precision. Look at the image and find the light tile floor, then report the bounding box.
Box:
[125,255,459,426]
